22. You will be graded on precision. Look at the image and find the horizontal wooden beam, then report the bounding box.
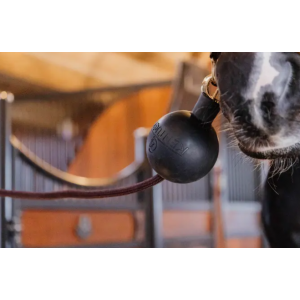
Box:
[0,52,106,91]
[27,52,173,85]
[0,52,210,93]
[0,71,54,96]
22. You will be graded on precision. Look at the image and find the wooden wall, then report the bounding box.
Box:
[68,85,172,178]
[20,209,261,248]
[67,84,221,178]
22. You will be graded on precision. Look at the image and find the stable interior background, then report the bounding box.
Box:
[0,52,264,248]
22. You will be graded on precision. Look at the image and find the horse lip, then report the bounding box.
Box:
[238,143,300,160]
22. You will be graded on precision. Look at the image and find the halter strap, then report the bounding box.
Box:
[210,52,222,62]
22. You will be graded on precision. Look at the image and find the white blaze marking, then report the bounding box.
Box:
[253,52,279,98]
[250,53,280,130]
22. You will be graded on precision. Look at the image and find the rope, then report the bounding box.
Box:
[0,174,164,200]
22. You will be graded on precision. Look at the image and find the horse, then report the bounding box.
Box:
[214,52,300,247]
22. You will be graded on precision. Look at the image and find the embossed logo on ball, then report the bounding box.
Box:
[149,137,157,153]
[151,122,189,156]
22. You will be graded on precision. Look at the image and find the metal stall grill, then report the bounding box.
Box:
[220,121,262,203]
[5,82,173,248]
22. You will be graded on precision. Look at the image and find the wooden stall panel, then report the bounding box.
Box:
[21,210,143,247]
[68,86,172,178]
[162,209,262,248]
[226,237,262,248]
[163,211,211,239]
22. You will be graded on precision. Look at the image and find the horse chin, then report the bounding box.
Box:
[238,142,300,160]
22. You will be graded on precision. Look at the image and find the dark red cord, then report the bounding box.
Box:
[0,174,164,200]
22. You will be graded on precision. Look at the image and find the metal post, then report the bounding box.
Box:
[151,173,164,248]
[0,91,14,248]
[260,160,270,248]
[211,115,226,248]
[134,128,164,248]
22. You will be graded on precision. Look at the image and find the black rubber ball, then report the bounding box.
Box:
[146,111,219,183]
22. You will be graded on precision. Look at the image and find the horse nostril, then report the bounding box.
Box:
[244,114,251,123]
[260,92,276,122]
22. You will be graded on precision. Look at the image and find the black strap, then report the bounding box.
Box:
[210,52,222,62]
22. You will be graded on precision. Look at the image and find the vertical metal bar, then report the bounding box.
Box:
[212,158,226,248]
[151,173,164,248]
[0,96,5,248]
[211,114,226,248]
[259,160,270,248]
[9,145,22,248]
[0,91,14,248]
[134,128,164,248]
